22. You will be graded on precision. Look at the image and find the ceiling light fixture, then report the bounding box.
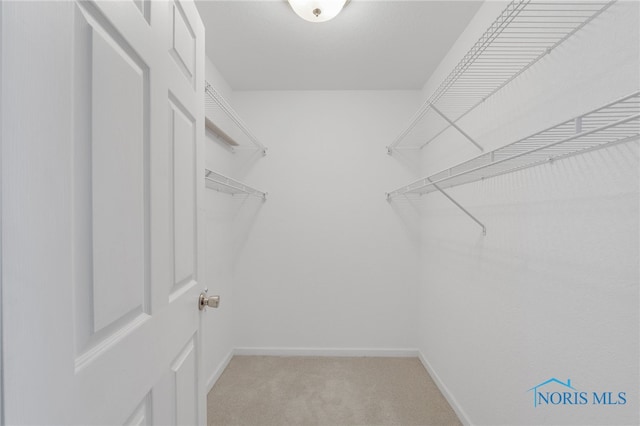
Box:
[287,0,347,23]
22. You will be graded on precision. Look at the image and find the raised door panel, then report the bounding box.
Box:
[91,25,148,333]
[153,335,199,425]
[132,0,150,23]
[173,337,198,426]
[170,97,197,297]
[124,393,152,426]
[72,1,151,366]
[170,1,195,84]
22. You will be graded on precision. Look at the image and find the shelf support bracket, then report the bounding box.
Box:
[429,179,486,236]
[430,104,484,152]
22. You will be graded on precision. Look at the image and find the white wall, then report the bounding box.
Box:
[413,1,639,425]
[201,56,281,388]
[201,57,240,390]
[228,90,422,354]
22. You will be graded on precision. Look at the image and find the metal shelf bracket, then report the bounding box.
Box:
[430,179,486,236]
[430,104,483,152]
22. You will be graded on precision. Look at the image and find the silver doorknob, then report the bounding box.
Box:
[199,290,220,310]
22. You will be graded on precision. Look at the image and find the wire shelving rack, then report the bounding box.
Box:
[205,82,267,154]
[387,92,640,233]
[387,0,616,153]
[205,169,267,200]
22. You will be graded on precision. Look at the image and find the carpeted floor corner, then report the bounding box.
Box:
[207,356,462,426]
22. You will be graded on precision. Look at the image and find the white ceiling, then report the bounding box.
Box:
[195,1,483,91]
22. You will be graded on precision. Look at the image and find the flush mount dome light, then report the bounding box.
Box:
[287,0,347,23]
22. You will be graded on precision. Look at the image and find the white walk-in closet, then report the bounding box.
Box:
[1,1,638,425]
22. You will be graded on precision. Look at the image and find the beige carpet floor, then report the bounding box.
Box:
[207,356,461,426]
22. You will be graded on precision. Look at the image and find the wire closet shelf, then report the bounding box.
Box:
[387,0,615,153]
[387,92,640,200]
[205,82,267,154]
[205,169,267,200]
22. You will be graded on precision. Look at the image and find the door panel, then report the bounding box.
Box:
[90,16,149,334]
[153,332,199,425]
[125,393,152,426]
[72,0,151,365]
[2,0,206,424]
[170,96,197,296]
[170,1,196,84]
[132,0,151,24]
[172,335,199,426]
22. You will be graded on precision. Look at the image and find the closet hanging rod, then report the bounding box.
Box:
[387,91,640,199]
[204,169,267,200]
[387,0,615,153]
[205,82,267,155]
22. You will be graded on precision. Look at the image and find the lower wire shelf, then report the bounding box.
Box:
[387,92,640,200]
[205,169,267,200]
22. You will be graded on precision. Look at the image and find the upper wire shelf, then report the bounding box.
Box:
[388,0,615,153]
[205,169,267,200]
[205,82,267,154]
[387,92,640,199]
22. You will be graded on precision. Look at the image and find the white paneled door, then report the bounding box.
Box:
[2,1,206,424]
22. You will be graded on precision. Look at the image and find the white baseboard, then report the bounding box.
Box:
[206,349,235,393]
[418,351,472,426]
[204,347,417,393]
[234,347,419,358]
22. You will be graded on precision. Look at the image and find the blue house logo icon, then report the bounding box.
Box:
[527,378,576,407]
[527,378,627,407]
